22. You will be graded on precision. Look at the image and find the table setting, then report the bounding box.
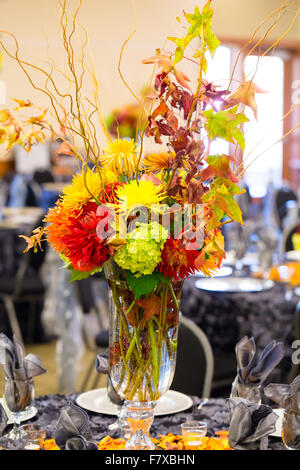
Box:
[0,329,298,451]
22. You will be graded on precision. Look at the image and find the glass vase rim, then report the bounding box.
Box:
[283,408,300,415]
[106,272,184,285]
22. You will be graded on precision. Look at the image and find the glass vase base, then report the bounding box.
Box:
[125,401,155,451]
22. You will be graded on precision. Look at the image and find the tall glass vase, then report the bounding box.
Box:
[105,261,182,450]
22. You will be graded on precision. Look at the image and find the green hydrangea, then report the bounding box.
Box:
[114,222,168,277]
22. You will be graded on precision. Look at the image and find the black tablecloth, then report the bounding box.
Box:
[0,394,284,450]
[181,279,299,382]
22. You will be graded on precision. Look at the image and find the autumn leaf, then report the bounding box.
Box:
[56,141,74,157]
[152,101,168,119]
[0,109,11,124]
[201,154,238,183]
[12,98,33,111]
[18,129,46,151]
[203,177,245,228]
[137,295,161,323]
[28,109,48,125]
[223,81,267,120]
[173,68,191,89]
[142,54,173,73]
[125,304,138,327]
[19,226,45,253]
[202,107,249,150]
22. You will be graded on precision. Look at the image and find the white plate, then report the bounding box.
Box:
[195,277,274,293]
[285,251,300,262]
[192,266,233,278]
[270,408,284,438]
[76,389,193,416]
[0,398,37,425]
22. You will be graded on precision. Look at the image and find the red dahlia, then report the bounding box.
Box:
[158,237,200,281]
[99,182,124,204]
[62,201,110,272]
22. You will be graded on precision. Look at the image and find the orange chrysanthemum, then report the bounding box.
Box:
[143,151,175,173]
[45,202,74,255]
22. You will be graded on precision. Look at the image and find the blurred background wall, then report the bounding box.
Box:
[0,0,299,112]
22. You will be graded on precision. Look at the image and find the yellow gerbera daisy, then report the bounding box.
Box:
[100,138,139,176]
[143,151,175,173]
[116,179,165,215]
[61,168,117,211]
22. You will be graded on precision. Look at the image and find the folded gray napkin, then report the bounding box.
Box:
[95,351,109,375]
[264,375,300,412]
[231,336,284,401]
[227,398,278,450]
[55,402,98,450]
[0,334,46,412]
[0,403,8,436]
[0,334,47,380]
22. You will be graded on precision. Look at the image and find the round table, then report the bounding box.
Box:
[0,394,284,450]
[181,278,299,383]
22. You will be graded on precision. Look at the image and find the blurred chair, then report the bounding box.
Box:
[273,183,298,231]
[75,278,109,391]
[0,215,47,344]
[281,220,300,253]
[211,351,237,396]
[33,169,55,186]
[287,300,300,383]
[171,316,214,398]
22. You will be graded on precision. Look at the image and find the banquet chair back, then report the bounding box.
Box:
[171,315,214,398]
[0,213,47,344]
[281,220,300,253]
[274,185,298,231]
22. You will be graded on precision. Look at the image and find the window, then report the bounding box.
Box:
[205,44,287,197]
[206,46,231,156]
[243,55,284,197]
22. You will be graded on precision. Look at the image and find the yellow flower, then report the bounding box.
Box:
[143,151,175,173]
[100,138,139,176]
[61,168,117,211]
[116,179,165,215]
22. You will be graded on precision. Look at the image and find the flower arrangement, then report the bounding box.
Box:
[1,0,294,449]
[15,1,248,285]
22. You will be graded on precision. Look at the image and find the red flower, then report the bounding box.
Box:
[99,182,123,204]
[62,201,110,272]
[158,237,200,281]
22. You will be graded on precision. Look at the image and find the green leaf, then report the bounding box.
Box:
[69,270,92,282]
[127,271,166,299]
[206,25,220,57]
[231,127,245,151]
[202,177,245,228]
[61,254,102,282]
[174,46,184,65]
[203,108,248,149]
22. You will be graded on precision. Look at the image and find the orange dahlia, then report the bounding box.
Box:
[45,202,74,255]
[158,237,200,280]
